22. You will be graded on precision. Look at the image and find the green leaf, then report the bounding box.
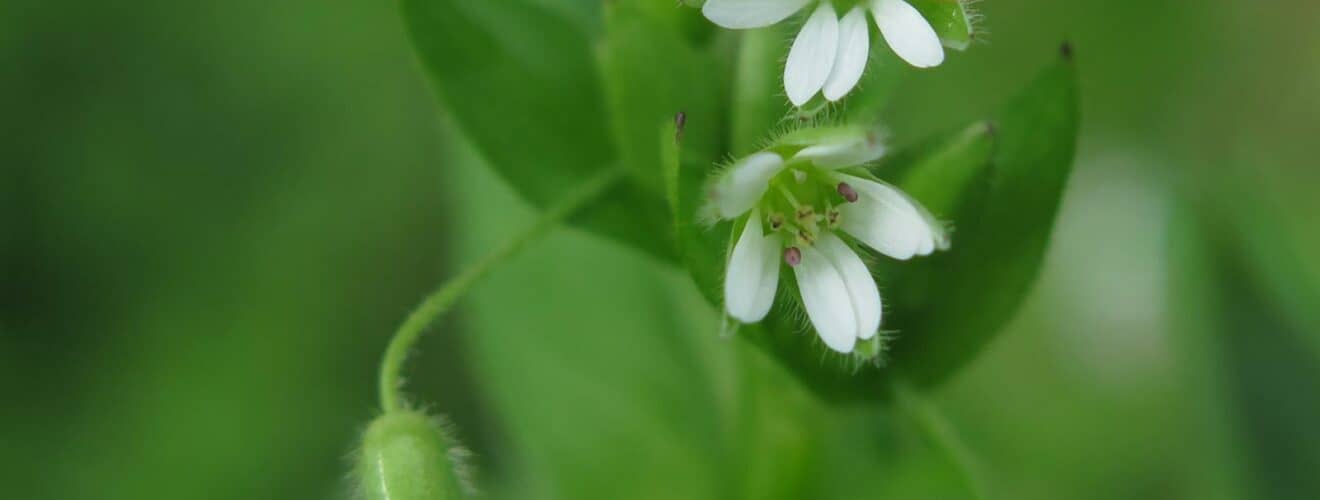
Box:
[910,0,976,51]
[401,0,676,260]
[598,3,725,198]
[889,49,1080,387]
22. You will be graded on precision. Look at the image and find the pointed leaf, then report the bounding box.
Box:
[889,49,1080,386]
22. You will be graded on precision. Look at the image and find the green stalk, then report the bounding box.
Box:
[377,168,624,413]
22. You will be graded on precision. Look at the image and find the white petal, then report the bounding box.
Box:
[794,244,857,353]
[836,174,945,260]
[822,7,871,101]
[725,211,780,322]
[818,233,882,339]
[870,0,944,68]
[784,3,840,106]
[792,130,886,168]
[702,0,811,29]
[840,197,923,259]
[715,152,785,219]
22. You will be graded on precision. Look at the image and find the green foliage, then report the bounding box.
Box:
[889,52,1079,386]
[402,0,1080,399]
[400,0,675,260]
[10,0,1320,498]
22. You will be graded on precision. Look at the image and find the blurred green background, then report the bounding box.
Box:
[3,1,1318,499]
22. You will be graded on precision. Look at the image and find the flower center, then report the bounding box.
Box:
[758,165,857,249]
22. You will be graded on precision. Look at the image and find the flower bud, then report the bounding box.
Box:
[909,0,976,51]
[357,411,471,500]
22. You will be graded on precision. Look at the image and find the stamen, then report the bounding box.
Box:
[795,206,817,227]
[767,213,786,231]
[783,247,802,267]
[837,182,859,203]
[782,221,815,246]
[826,208,841,229]
[796,228,816,246]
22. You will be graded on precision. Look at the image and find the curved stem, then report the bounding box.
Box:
[378,168,624,413]
[890,379,990,500]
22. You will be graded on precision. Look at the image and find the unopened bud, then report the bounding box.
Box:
[357,411,471,500]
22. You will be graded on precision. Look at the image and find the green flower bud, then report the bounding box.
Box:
[909,0,978,51]
[357,411,471,500]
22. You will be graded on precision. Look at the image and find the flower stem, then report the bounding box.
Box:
[890,379,990,500]
[377,168,624,413]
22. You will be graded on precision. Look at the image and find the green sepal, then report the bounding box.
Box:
[598,2,725,199]
[910,0,976,51]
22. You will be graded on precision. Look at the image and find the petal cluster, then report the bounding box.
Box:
[703,0,945,106]
[713,128,947,353]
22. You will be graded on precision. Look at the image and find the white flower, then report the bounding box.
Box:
[703,0,945,106]
[713,127,947,353]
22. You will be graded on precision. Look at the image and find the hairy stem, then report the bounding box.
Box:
[378,168,624,413]
[891,379,990,500]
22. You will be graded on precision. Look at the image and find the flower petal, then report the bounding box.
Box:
[818,233,882,339]
[784,3,840,106]
[795,244,857,353]
[870,0,944,68]
[792,129,886,168]
[822,7,871,102]
[725,210,780,322]
[715,152,785,219]
[702,0,811,29]
[840,197,923,259]
[835,174,946,260]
